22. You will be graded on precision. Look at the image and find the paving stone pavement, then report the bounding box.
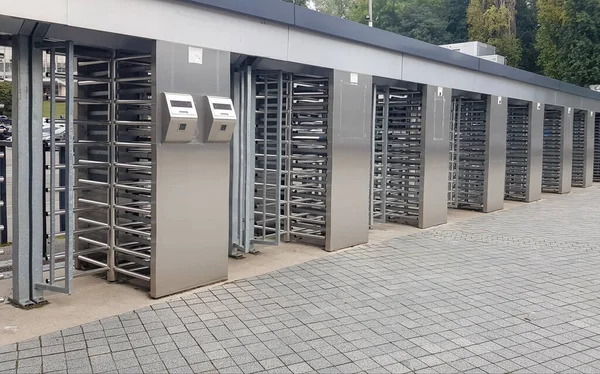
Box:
[1,188,600,373]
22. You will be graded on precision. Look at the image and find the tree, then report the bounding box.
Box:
[0,82,11,117]
[516,0,540,72]
[314,0,355,19]
[536,0,566,79]
[467,0,522,66]
[347,0,466,45]
[555,0,600,86]
[282,0,310,7]
[447,0,471,42]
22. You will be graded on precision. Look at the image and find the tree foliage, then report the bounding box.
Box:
[536,0,566,79]
[282,0,310,7]
[0,82,11,117]
[467,0,522,66]
[537,0,600,86]
[516,0,540,72]
[346,0,468,45]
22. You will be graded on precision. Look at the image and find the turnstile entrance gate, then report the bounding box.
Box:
[505,103,529,201]
[448,97,488,211]
[571,109,586,187]
[542,106,562,192]
[26,42,153,302]
[230,67,329,256]
[595,113,600,182]
[370,86,423,227]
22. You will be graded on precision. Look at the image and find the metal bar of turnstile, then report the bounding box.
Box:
[595,113,600,182]
[572,110,586,187]
[505,103,529,201]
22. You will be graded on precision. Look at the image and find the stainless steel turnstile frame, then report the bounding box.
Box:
[371,85,423,227]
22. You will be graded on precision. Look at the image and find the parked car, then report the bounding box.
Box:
[42,122,66,142]
[0,115,11,125]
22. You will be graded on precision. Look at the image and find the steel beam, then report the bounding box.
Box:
[419,86,451,228]
[527,103,544,202]
[483,95,508,213]
[559,107,574,194]
[10,34,33,307]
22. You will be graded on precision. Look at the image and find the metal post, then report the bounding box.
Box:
[369,84,377,228]
[0,144,6,244]
[380,86,389,222]
[108,49,116,282]
[63,41,75,292]
[29,37,44,303]
[368,0,373,27]
[11,35,33,307]
[48,48,56,283]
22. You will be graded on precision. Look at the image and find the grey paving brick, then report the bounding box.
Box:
[189,361,216,373]
[15,356,41,369]
[140,361,168,374]
[41,353,66,372]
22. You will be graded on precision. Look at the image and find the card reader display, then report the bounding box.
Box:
[204,96,237,143]
[162,92,198,143]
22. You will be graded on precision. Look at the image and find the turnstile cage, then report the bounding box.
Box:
[232,69,329,252]
[448,98,488,211]
[287,74,329,246]
[112,54,153,283]
[572,110,586,187]
[542,107,562,192]
[254,72,287,243]
[70,50,153,284]
[505,104,529,201]
[595,113,600,182]
[372,86,422,226]
[71,49,113,279]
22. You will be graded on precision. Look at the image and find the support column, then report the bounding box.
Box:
[483,95,508,213]
[326,70,372,251]
[582,110,595,187]
[419,86,451,228]
[10,33,44,306]
[11,35,32,307]
[526,102,544,202]
[559,107,574,193]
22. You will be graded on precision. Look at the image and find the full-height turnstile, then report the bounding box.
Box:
[11,40,154,306]
[595,113,600,182]
[571,109,586,187]
[55,47,153,286]
[448,97,488,211]
[230,67,329,256]
[505,103,529,200]
[542,106,564,193]
[371,86,423,226]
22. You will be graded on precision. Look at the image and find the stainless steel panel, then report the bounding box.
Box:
[559,107,573,193]
[483,96,507,213]
[326,71,372,251]
[419,86,450,228]
[527,103,544,202]
[151,41,230,298]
